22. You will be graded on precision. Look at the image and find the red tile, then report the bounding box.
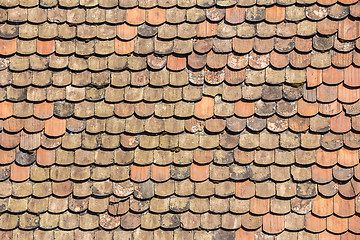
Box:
[44,117,66,137]
[34,102,53,119]
[305,213,326,233]
[3,118,23,133]
[207,51,227,69]
[295,37,312,52]
[235,180,255,198]
[330,112,351,133]
[24,117,45,133]
[323,67,343,85]
[317,149,337,167]
[225,6,245,24]
[297,99,318,117]
[0,39,16,55]
[288,115,310,132]
[319,231,341,240]
[327,215,348,234]
[52,180,73,197]
[146,8,165,25]
[0,101,13,119]
[194,96,214,119]
[250,197,269,215]
[338,148,358,167]
[117,23,137,40]
[265,6,285,23]
[197,21,217,37]
[338,83,360,103]
[194,149,213,164]
[344,65,360,87]
[349,215,360,233]
[234,100,254,117]
[312,165,332,184]
[10,162,29,181]
[167,55,186,71]
[120,134,139,149]
[37,39,55,55]
[115,39,134,55]
[317,18,339,35]
[339,18,360,40]
[126,8,145,25]
[312,195,333,217]
[131,165,150,182]
[332,51,352,68]
[333,194,355,217]
[20,131,41,151]
[262,213,284,234]
[233,38,254,54]
[307,68,322,88]
[235,228,254,240]
[317,84,337,103]
[151,165,170,182]
[0,132,20,149]
[269,51,289,69]
[36,148,55,166]
[0,149,15,164]
[190,163,209,182]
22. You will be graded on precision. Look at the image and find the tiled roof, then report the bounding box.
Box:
[0,0,360,239]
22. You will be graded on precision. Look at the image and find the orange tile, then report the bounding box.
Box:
[353,51,360,66]
[344,65,360,87]
[269,51,289,69]
[265,6,285,23]
[151,165,170,182]
[305,213,326,233]
[33,102,53,119]
[297,98,318,117]
[44,117,66,137]
[250,197,269,215]
[341,232,359,240]
[194,149,213,164]
[10,162,29,182]
[312,165,332,184]
[317,18,339,35]
[317,84,337,103]
[225,6,245,24]
[233,38,254,54]
[194,96,214,119]
[327,215,348,234]
[0,149,15,164]
[167,55,186,71]
[235,229,254,240]
[312,195,333,217]
[295,37,312,52]
[332,51,352,68]
[307,67,322,88]
[338,148,358,167]
[20,131,41,151]
[126,7,145,25]
[338,180,359,198]
[235,180,255,198]
[117,23,137,40]
[330,112,351,133]
[3,117,23,133]
[349,215,360,233]
[37,39,55,55]
[114,39,134,55]
[338,83,360,103]
[197,21,217,37]
[0,101,13,119]
[288,115,309,132]
[323,67,343,85]
[319,231,341,240]
[131,165,150,182]
[190,163,209,182]
[207,51,227,69]
[234,100,254,117]
[0,39,16,55]
[145,8,165,25]
[52,180,73,197]
[262,213,284,234]
[36,148,55,166]
[339,18,360,40]
[23,117,45,133]
[0,132,20,149]
[333,194,355,217]
[120,134,139,149]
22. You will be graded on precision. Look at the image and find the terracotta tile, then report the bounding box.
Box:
[235,180,255,198]
[265,6,285,23]
[268,51,288,69]
[3,118,23,133]
[322,67,343,85]
[0,101,13,119]
[36,39,54,55]
[317,18,338,35]
[312,195,333,217]
[0,149,15,165]
[339,18,360,40]
[53,180,73,197]
[288,115,309,132]
[33,102,53,119]
[317,148,337,167]
[235,229,254,240]
[0,39,16,55]
[327,215,348,234]
[241,213,262,230]
[10,162,29,182]
[249,197,269,214]
[187,52,206,70]
[317,84,337,103]
[338,179,360,198]
[344,65,360,87]
[197,21,217,37]
[146,8,166,25]
[289,51,310,68]
[44,117,66,137]
[297,98,318,117]
[233,38,253,54]
[225,6,245,24]
[305,213,326,233]
[307,68,322,88]
[206,51,227,69]
[193,150,213,165]
[248,52,269,69]
[0,132,20,149]
[318,231,340,240]
[194,96,214,119]
[126,7,145,25]
[20,131,40,151]
[151,165,170,182]
[114,38,134,55]
[115,102,134,117]
[311,164,332,184]
[338,148,358,167]
[234,100,254,117]
[117,23,137,40]
[180,212,200,230]
[332,51,352,68]
[167,55,186,71]
[348,215,360,234]
[262,213,285,234]
[330,112,351,133]
[334,193,355,218]
[254,38,273,54]
[190,163,209,182]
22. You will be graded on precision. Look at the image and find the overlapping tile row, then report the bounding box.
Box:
[1,0,360,239]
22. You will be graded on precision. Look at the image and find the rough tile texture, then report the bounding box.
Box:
[0,0,360,239]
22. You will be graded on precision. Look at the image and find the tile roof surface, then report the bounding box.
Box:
[0,0,360,239]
